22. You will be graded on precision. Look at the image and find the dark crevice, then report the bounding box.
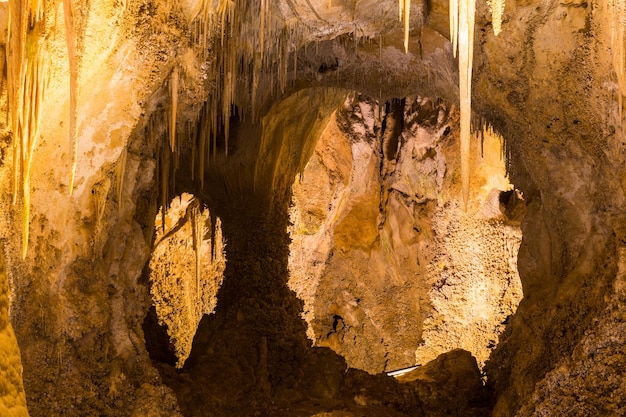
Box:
[142,306,177,367]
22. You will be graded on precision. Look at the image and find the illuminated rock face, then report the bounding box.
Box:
[146,193,225,368]
[0,0,623,416]
[289,95,523,374]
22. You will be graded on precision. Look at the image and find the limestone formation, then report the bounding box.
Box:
[0,0,624,416]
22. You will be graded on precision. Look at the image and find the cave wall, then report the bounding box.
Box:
[289,94,523,374]
[0,249,28,417]
[0,0,190,415]
[473,1,626,415]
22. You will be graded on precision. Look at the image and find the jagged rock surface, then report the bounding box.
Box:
[289,95,523,373]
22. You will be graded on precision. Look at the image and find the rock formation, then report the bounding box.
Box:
[0,0,624,416]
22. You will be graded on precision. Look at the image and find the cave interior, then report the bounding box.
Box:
[0,0,626,416]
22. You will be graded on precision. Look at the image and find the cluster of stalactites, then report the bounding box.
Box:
[158,0,303,212]
[6,0,47,259]
[5,0,80,258]
[189,0,300,123]
[449,0,503,210]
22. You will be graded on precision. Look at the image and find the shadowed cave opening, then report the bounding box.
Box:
[141,92,526,416]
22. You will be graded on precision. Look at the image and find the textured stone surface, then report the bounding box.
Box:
[0,250,29,417]
[147,193,225,367]
[289,95,522,373]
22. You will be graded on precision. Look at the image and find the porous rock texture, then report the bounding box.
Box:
[0,0,624,416]
[289,94,523,373]
[0,251,29,417]
[147,193,225,368]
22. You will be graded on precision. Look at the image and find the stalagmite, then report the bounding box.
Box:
[64,0,79,196]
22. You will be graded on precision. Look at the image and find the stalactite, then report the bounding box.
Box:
[487,0,504,36]
[610,0,625,124]
[450,0,458,57]
[160,144,170,232]
[64,0,79,196]
[6,0,48,258]
[209,210,217,261]
[191,201,202,302]
[7,0,25,206]
[116,146,127,208]
[170,67,179,153]
[404,0,410,53]
[180,0,309,197]
[449,0,475,210]
[199,104,207,188]
[280,31,288,93]
[459,0,475,210]
[223,72,231,156]
[22,48,48,257]
[211,95,217,160]
[191,123,197,182]
[260,0,266,63]
[293,40,298,81]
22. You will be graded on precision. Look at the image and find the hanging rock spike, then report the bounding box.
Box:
[170,67,179,153]
[450,0,458,57]
[489,0,505,36]
[458,0,476,211]
[64,0,79,197]
[6,0,48,258]
[404,0,411,53]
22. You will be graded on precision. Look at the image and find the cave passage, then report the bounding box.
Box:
[142,92,518,417]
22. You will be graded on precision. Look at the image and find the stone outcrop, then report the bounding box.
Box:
[289,95,523,373]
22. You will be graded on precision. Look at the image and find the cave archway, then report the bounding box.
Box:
[142,84,521,416]
[143,193,225,368]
